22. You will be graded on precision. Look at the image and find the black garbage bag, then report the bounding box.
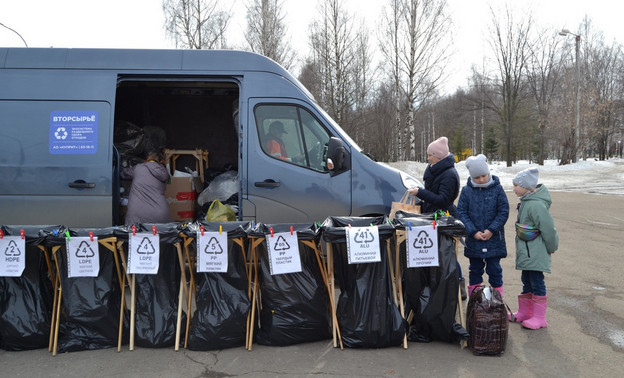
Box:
[116,223,185,348]
[249,223,331,346]
[44,226,127,353]
[321,216,406,348]
[114,120,147,157]
[0,225,56,351]
[182,222,252,351]
[393,211,467,343]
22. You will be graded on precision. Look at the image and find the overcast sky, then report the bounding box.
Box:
[2,0,623,95]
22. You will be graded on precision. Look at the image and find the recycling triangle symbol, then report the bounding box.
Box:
[137,237,156,254]
[413,230,434,249]
[273,235,290,251]
[4,240,22,256]
[204,237,224,254]
[354,229,375,244]
[75,241,96,257]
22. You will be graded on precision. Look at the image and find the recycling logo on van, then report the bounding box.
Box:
[54,127,68,140]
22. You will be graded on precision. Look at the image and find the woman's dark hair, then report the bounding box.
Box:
[146,146,165,162]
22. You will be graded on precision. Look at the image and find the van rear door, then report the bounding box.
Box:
[244,101,351,223]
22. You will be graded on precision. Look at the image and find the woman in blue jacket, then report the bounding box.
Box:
[456,154,509,299]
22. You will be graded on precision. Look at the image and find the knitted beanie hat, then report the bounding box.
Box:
[513,167,539,189]
[427,137,450,159]
[465,154,490,178]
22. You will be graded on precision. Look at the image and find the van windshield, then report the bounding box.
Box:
[315,106,362,152]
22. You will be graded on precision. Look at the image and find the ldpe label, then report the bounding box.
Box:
[66,236,100,277]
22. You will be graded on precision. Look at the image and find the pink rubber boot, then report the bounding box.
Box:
[522,295,548,329]
[467,284,482,298]
[493,285,503,298]
[508,292,533,322]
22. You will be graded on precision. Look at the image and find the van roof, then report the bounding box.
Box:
[0,47,288,73]
[0,47,314,100]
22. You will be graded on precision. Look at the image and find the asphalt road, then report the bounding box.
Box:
[1,191,623,377]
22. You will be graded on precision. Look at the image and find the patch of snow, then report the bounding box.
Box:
[388,158,624,195]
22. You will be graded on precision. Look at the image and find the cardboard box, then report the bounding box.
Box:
[168,201,196,222]
[165,176,197,222]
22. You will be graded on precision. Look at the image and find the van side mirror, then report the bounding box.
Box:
[326,137,345,171]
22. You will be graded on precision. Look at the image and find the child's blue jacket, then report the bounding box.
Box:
[457,175,509,259]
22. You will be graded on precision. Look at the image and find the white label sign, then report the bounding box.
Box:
[406,225,439,268]
[127,233,160,274]
[266,231,301,275]
[345,226,380,264]
[0,236,26,277]
[66,236,100,277]
[197,231,228,273]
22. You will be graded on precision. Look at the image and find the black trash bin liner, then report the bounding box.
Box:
[0,225,56,351]
[321,216,406,348]
[44,226,127,353]
[393,211,468,343]
[116,223,185,348]
[249,223,331,346]
[182,221,252,351]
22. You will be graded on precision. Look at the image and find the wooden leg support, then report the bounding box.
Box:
[454,237,467,349]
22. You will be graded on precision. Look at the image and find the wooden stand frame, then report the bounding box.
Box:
[324,237,401,350]
[116,239,188,351]
[164,148,209,182]
[246,237,338,350]
[49,237,123,356]
[394,231,467,349]
[178,234,249,351]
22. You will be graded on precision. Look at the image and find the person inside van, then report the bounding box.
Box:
[121,147,171,226]
[265,121,290,161]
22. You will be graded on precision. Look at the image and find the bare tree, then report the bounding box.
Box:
[244,0,296,69]
[163,0,232,49]
[525,27,562,165]
[378,0,403,161]
[307,0,371,135]
[578,19,623,160]
[379,0,452,161]
[486,6,532,167]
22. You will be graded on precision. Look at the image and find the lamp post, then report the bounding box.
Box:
[559,29,581,162]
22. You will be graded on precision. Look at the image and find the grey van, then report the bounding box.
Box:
[0,48,420,227]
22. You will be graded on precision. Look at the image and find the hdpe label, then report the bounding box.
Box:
[0,236,26,277]
[49,111,98,154]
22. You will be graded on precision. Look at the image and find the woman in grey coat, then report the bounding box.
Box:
[122,149,171,225]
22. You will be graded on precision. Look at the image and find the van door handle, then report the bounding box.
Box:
[254,179,280,188]
[69,180,96,189]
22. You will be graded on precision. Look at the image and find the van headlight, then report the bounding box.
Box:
[399,171,422,189]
